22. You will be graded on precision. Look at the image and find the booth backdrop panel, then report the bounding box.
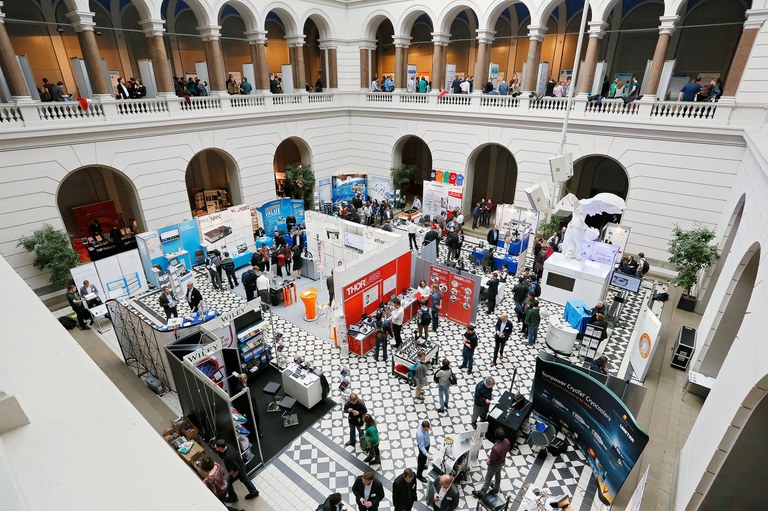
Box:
[94,256,125,298]
[396,252,412,296]
[422,181,463,219]
[368,175,394,203]
[116,249,148,295]
[199,204,255,253]
[70,262,104,298]
[257,198,306,236]
[332,174,367,205]
[531,356,649,505]
[317,177,332,203]
[448,272,476,327]
[72,200,118,238]
[178,219,202,257]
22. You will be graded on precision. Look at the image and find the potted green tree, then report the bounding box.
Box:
[17,224,81,288]
[668,224,718,311]
[391,163,418,196]
[283,163,315,209]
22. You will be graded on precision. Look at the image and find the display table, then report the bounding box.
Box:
[486,391,533,443]
[498,236,529,256]
[347,289,418,356]
[391,336,440,382]
[545,317,579,355]
[540,252,612,306]
[564,300,591,333]
[481,277,506,304]
[164,250,190,270]
[399,208,422,222]
[281,362,323,409]
[348,323,376,356]
[157,308,220,331]
[300,288,318,321]
[233,250,253,269]
[255,236,274,248]
[471,250,519,273]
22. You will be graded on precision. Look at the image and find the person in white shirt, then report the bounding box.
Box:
[456,212,464,226]
[390,298,404,347]
[256,272,271,307]
[460,79,470,94]
[407,219,419,250]
[407,77,415,93]
[416,279,430,301]
[412,195,421,210]
[371,77,380,92]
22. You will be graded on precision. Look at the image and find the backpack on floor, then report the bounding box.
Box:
[58,315,77,330]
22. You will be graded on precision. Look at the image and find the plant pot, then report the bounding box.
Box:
[677,294,697,312]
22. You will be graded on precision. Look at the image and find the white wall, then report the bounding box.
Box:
[675,130,768,509]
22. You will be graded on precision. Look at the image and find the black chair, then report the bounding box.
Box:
[475,492,510,511]
[263,382,282,412]
[279,395,298,427]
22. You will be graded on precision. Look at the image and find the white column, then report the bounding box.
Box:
[522,25,547,93]
[577,21,607,97]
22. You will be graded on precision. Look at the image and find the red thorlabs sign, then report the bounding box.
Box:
[345,271,381,298]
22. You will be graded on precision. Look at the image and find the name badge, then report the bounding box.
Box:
[371,493,376,497]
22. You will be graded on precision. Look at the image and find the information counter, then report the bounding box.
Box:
[564,300,591,333]
[392,336,440,382]
[486,390,533,443]
[281,362,324,409]
[471,250,519,273]
[545,317,579,355]
[347,289,418,356]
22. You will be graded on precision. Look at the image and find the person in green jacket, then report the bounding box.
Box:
[608,77,619,98]
[239,77,252,95]
[66,284,91,330]
[525,300,541,346]
[362,414,380,465]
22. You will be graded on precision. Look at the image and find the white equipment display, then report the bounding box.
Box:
[540,252,612,307]
[553,193,580,217]
[545,316,579,355]
[525,182,549,212]
[549,153,573,183]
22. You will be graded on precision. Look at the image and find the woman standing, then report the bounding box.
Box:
[199,456,228,502]
[362,414,381,464]
[434,358,455,414]
[284,244,293,276]
[416,279,430,301]
[292,245,303,279]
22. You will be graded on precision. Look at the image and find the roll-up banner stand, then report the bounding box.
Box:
[281,64,294,93]
[137,59,158,98]
[601,223,631,259]
[628,306,663,382]
[317,177,332,203]
[256,198,306,236]
[444,64,456,92]
[195,61,210,95]
[332,174,367,206]
[422,181,463,219]
[532,355,649,505]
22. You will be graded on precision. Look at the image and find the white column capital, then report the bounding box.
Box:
[197,24,221,41]
[66,10,96,32]
[431,31,451,46]
[244,29,268,44]
[139,19,166,37]
[476,28,496,45]
[588,21,608,38]
[357,38,377,50]
[744,9,768,29]
[527,24,548,42]
[286,34,306,48]
[318,38,340,50]
[393,35,411,48]
[658,15,679,36]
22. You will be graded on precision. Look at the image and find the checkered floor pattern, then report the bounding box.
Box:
[243,234,646,511]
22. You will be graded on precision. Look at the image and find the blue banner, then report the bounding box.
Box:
[258,198,306,237]
[332,174,367,205]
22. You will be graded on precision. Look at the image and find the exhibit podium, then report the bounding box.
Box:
[300,288,318,321]
[540,252,611,306]
[545,317,579,355]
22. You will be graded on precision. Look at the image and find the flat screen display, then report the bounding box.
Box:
[344,232,364,252]
[159,228,180,243]
[234,310,262,332]
[546,272,576,292]
[610,272,642,293]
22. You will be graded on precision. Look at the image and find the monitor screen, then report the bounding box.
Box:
[234,310,263,332]
[546,272,576,292]
[610,271,642,293]
[159,228,180,243]
[344,232,364,252]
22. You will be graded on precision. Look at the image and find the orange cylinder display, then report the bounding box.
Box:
[300,288,318,322]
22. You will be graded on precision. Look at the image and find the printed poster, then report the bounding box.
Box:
[428,265,451,316]
[332,173,367,205]
[448,273,475,326]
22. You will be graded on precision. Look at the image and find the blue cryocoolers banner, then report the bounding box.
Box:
[531,356,649,505]
[258,198,305,236]
[332,174,367,205]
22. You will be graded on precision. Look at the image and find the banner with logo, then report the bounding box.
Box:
[256,198,305,236]
[342,252,412,327]
[422,181,463,219]
[628,307,662,382]
[198,204,255,252]
[368,175,394,203]
[532,356,649,505]
[332,173,367,205]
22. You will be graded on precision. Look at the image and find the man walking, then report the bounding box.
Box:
[430,284,443,332]
[391,298,404,347]
[213,439,259,502]
[472,428,512,498]
[525,300,541,346]
[512,278,528,323]
[415,420,432,482]
[352,471,385,511]
[221,251,239,289]
[492,313,513,366]
[471,377,495,429]
[343,393,367,448]
[393,468,418,511]
[413,351,428,401]
[486,272,500,314]
[459,324,478,375]
[427,474,460,511]
[242,268,257,301]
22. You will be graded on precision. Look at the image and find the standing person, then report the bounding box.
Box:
[292,244,303,279]
[472,428,512,498]
[484,199,493,227]
[199,456,229,502]
[373,322,388,362]
[186,282,203,313]
[430,284,443,332]
[362,414,380,464]
[327,269,335,308]
[352,471,384,511]
[459,324,479,375]
[66,284,91,329]
[412,195,421,210]
[521,291,535,335]
[256,271,271,306]
[417,299,431,339]
[413,351,428,401]
[486,225,500,246]
[343,393,368,448]
[492,313,513,366]
[427,474,460,511]
[679,77,702,101]
[159,286,178,318]
[472,203,481,229]
[407,218,419,250]
[221,252,239,289]
[393,468,418,511]
[390,298,404,347]
[525,300,541,346]
[239,77,252,94]
[318,493,344,511]
[213,439,259,502]
[241,268,257,301]
[486,272,500,314]
[434,358,455,413]
[115,77,130,99]
[206,257,222,290]
[415,420,433,482]
[470,377,495,429]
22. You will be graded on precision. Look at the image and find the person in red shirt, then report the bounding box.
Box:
[472,428,511,498]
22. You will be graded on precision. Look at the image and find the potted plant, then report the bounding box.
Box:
[391,163,418,196]
[283,163,315,209]
[538,214,565,239]
[667,224,718,311]
[17,224,81,288]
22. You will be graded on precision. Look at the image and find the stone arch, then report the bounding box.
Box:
[163,0,213,27]
[482,0,535,32]
[466,143,519,210]
[392,135,433,198]
[273,137,312,198]
[120,0,153,21]
[363,11,397,40]
[263,4,300,37]
[396,6,436,37]
[436,1,483,35]
[302,10,333,41]
[214,0,260,32]
[564,154,630,200]
[694,242,760,378]
[184,149,243,216]
[56,165,145,237]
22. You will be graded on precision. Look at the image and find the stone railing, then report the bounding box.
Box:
[0,90,761,133]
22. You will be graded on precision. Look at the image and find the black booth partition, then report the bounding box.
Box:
[166,332,263,476]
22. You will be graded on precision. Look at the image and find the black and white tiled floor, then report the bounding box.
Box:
[243,235,645,511]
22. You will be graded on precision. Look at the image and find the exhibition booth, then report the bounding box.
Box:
[69,200,139,263]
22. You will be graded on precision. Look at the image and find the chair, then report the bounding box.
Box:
[263,381,282,412]
[278,395,298,427]
[475,492,510,511]
[193,248,205,266]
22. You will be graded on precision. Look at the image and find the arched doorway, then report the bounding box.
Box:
[185,150,242,216]
[273,138,312,197]
[697,194,746,312]
[565,155,629,200]
[392,135,432,199]
[57,166,143,237]
[695,243,760,378]
[698,377,768,510]
[467,144,518,207]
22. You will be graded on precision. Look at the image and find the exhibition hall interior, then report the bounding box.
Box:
[1,0,768,510]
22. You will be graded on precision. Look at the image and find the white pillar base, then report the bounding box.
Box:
[717,96,736,105]
[157,91,178,99]
[93,94,116,102]
[639,94,658,102]
[11,96,35,104]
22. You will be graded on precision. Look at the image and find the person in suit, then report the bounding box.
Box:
[352,471,384,511]
[486,227,500,246]
[186,282,203,313]
[486,272,500,314]
[158,286,178,318]
[318,493,344,511]
[393,468,418,511]
[80,280,102,307]
[230,373,262,437]
[426,474,460,511]
[492,313,513,366]
[213,439,259,502]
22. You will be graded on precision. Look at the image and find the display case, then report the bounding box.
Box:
[671,326,696,370]
[237,319,271,374]
[391,335,440,382]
